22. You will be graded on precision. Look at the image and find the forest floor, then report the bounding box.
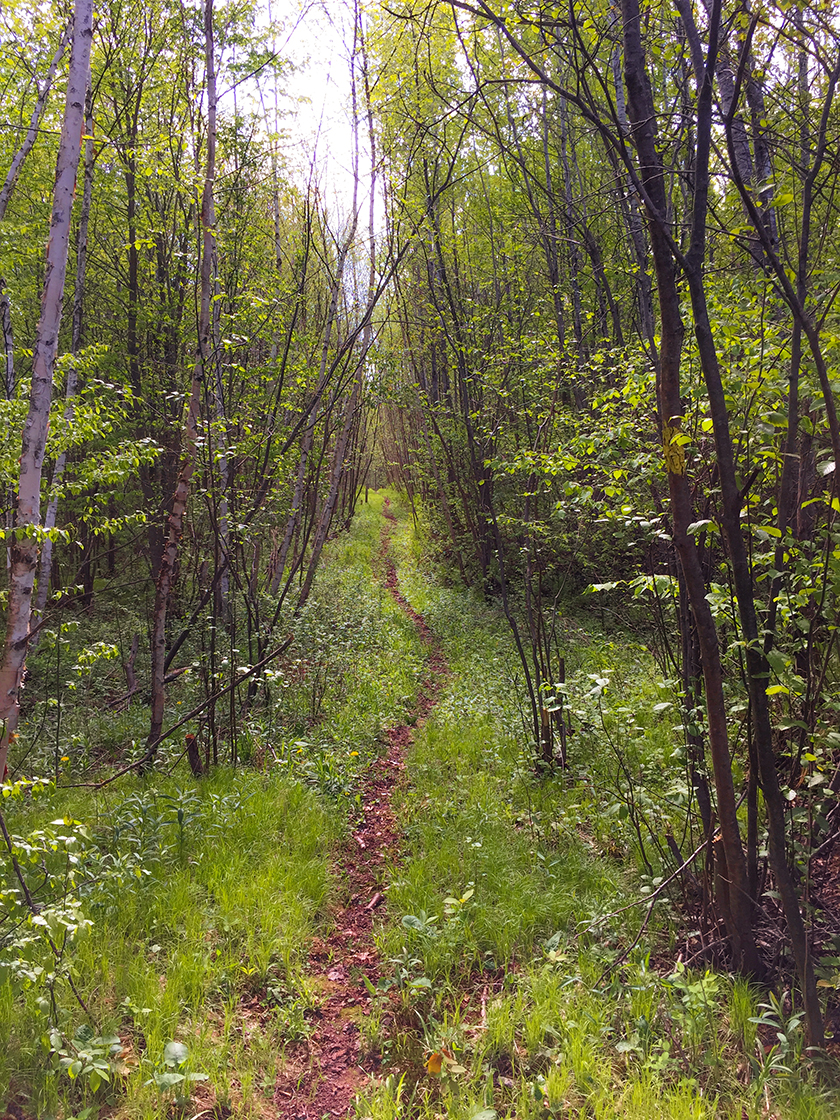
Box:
[2,492,840,1120]
[273,498,449,1119]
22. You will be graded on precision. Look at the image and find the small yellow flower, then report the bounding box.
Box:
[349,751,359,757]
[61,756,70,762]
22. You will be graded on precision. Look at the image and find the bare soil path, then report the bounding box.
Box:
[274,499,447,1119]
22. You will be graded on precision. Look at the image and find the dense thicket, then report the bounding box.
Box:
[2,0,840,1069]
[370,0,840,1040]
[0,0,388,777]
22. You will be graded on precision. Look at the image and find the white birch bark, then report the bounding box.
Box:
[0,0,93,781]
[32,98,96,630]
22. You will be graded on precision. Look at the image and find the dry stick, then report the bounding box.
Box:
[66,636,294,790]
[591,837,709,988]
[589,837,707,929]
[595,899,656,988]
[591,824,778,988]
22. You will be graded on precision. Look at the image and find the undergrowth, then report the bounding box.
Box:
[4,491,838,1119]
[0,492,426,1119]
[357,494,840,1120]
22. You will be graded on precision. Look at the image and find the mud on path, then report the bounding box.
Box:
[274,499,447,1120]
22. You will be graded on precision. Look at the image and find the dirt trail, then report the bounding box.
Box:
[274,500,447,1119]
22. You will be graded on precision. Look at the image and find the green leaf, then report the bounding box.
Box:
[163,1040,189,1067]
[152,1070,185,1089]
[687,519,715,535]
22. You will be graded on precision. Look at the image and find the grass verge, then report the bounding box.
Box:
[0,491,426,1119]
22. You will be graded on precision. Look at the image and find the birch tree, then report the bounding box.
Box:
[0,0,93,782]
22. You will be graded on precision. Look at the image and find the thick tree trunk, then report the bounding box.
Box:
[0,0,94,782]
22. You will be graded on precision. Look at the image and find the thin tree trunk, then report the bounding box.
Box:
[0,282,14,581]
[145,0,216,759]
[0,0,93,782]
[559,97,583,351]
[297,8,376,609]
[0,282,13,399]
[269,221,358,598]
[32,94,96,631]
[621,0,761,976]
[297,378,363,610]
[0,25,71,221]
[610,36,657,355]
[211,260,231,619]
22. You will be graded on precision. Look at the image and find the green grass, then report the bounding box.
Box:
[357,493,840,1120]
[1,770,335,1118]
[4,491,838,1119]
[0,489,428,1119]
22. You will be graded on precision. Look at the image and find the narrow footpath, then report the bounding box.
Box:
[274,499,447,1120]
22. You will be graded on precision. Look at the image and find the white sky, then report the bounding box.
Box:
[278,1,361,221]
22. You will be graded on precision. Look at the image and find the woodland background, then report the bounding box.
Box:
[2,0,840,1116]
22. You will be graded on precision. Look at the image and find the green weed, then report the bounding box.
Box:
[360,496,839,1120]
